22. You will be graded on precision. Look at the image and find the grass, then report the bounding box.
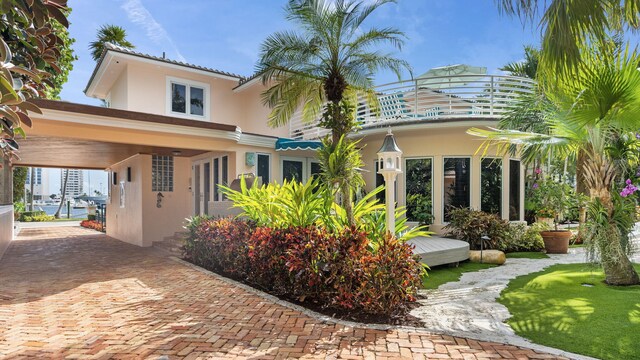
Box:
[506,252,549,259]
[498,263,640,360]
[422,261,496,289]
[53,217,86,222]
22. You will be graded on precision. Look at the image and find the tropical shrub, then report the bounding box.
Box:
[80,219,103,231]
[444,208,511,250]
[220,177,431,246]
[183,217,253,277]
[183,217,424,315]
[502,222,547,252]
[19,211,54,222]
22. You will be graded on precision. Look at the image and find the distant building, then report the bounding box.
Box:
[61,169,84,198]
[25,167,49,201]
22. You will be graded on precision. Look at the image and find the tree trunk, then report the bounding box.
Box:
[341,182,355,227]
[585,153,640,285]
[29,167,35,211]
[55,169,69,219]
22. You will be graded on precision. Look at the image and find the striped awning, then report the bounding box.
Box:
[275,138,322,151]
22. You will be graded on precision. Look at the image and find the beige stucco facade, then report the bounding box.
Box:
[0,44,526,255]
[359,125,524,233]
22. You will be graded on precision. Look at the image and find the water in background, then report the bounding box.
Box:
[36,205,88,218]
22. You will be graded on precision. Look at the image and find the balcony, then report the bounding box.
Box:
[288,74,535,140]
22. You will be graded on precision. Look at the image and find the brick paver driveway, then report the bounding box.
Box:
[0,227,567,359]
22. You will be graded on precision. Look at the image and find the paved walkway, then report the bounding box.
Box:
[412,230,640,356]
[0,227,569,359]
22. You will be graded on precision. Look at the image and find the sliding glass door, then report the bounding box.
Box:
[405,158,433,224]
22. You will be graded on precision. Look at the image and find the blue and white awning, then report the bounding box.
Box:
[275,138,322,151]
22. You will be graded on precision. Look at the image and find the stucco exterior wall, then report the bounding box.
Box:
[106,154,193,247]
[0,205,12,260]
[141,155,191,246]
[121,62,288,138]
[106,155,144,246]
[358,126,520,234]
[109,66,128,110]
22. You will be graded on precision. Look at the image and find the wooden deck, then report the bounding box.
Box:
[407,236,470,267]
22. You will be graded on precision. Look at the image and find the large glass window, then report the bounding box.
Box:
[257,154,270,185]
[374,161,385,203]
[171,83,186,113]
[169,78,207,118]
[213,158,219,201]
[509,159,521,220]
[443,157,470,221]
[283,159,304,182]
[481,158,502,215]
[405,158,433,224]
[152,155,173,192]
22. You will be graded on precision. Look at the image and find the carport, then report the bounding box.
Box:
[0,99,242,258]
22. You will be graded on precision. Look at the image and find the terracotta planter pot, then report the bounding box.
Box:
[540,230,571,254]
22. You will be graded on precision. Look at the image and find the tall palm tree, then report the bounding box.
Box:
[89,24,135,61]
[54,169,69,219]
[469,44,640,285]
[496,0,640,74]
[257,0,410,225]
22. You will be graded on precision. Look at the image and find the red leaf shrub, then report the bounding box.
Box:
[80,220,104,232]
[183,217,253,277]
[183,218,423,316]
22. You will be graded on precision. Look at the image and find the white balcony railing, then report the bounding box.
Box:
[288,74,535,140]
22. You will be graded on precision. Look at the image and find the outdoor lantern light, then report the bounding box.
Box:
[377,129,402,235]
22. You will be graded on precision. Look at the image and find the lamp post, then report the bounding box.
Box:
[377,129,403,235]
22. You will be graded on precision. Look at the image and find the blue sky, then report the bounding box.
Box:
[59,0,542,104]
[51,0,542,194]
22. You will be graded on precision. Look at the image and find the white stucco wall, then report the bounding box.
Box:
[0,205,14,260]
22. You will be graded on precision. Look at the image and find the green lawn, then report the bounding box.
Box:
[53,217,86,222]
[422,261,496,289]
[498,263,640,360]
[506,252,549,259]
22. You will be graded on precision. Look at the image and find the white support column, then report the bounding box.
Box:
[383,173,398,235]
[502,154,511,221]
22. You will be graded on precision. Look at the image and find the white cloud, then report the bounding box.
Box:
[121,0,186,62]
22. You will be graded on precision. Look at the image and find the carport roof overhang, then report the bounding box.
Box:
[14,100,276,169]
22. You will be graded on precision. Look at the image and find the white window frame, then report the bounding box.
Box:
[442,156,472,223]
[166,76,211,120]
[403,156,434,224]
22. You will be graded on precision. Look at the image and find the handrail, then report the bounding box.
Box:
[288,74,535,140]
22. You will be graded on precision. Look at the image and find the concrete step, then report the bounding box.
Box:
[153,234,186,257]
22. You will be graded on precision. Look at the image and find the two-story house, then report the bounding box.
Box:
[2,43,532,251]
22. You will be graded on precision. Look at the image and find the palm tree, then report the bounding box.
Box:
[469,44,640,285]
[496,0,640,74]
[257,0,410,225]
[54,169,69,219]
[89,24,135,61]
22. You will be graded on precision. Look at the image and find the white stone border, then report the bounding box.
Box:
[169,256,596,360]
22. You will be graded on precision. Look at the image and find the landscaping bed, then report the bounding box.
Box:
[183,216,425,326]
[498,263,640,360]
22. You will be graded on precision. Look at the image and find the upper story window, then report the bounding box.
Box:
[166,77,209,119]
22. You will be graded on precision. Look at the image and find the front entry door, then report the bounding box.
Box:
[193,160,211,216]
[193,164,201,215]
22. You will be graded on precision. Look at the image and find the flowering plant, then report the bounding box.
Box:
[620,179,638,198]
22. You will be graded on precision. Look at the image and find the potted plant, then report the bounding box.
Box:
[532,177,572,254]
[535,208,555,226]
